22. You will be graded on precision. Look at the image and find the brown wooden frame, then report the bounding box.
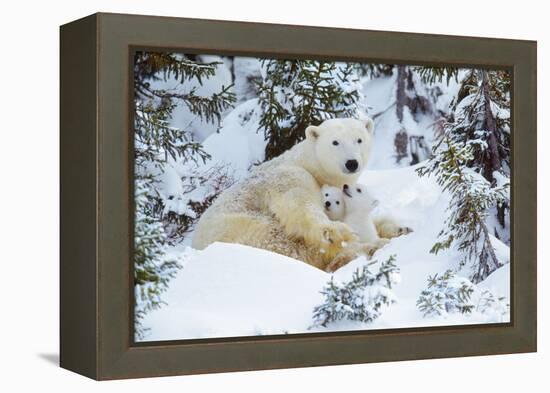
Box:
[60,12,537,380]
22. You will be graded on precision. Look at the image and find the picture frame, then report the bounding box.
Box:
[60,12,537,380]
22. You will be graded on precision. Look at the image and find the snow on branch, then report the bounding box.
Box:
[417,269,509,321]
[311,256,399,328]
[416,69,511,282]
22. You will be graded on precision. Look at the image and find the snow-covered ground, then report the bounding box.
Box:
[141,165,510,341]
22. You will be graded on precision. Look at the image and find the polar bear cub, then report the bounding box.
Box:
[321,183,387,248]
[341,183,387,248]
[321,185,345,221]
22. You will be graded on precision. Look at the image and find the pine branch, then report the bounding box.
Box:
[311,256,399,327]
[414,66,460,85]
[134,52,219,84]
[417,134,505,282]
[139,83,236,125]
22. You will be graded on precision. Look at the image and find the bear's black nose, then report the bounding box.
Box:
[343,184,349,190]
[325,201,331,208]
[345,160,358,172]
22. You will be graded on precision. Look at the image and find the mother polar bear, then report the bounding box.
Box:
[192,117,405,271]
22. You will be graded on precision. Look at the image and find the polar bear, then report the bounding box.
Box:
[192,117,408,270]
[321,183,392,271]
[322,183,413,240]
[321,183,379,224]
[342,183,384,246]
[321,185,345,221]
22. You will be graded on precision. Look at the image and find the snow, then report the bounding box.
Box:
[430,72,462,115]
[363,73,438,170]
[200,98,266,180]
[478,260,510,300]
[142,242,328,340]
[153,98,266,222]
[141,165,510,342]
[233,57,262,103]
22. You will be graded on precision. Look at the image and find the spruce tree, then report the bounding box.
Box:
[417,269,510,321]
[420,68,510,237]
[417,133,508,282]
[449,69,510,185]
[133,51,236,333]
[134,52,236,218]
[416,270,475,317]
[417,115,508,282]
[311,256,399,327]
[256,59,365,160]
[455,69,511,240]
[417,68,510,283]
[134,180,181,339]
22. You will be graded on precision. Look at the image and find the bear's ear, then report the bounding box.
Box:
[305,125,321,140]
[364,118,374,135]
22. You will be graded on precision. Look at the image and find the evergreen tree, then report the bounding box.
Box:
[311,256,399,327]
[134,52,235,124]
[476,289,510,322]
[417,68,510,282]
[133,51,236,332]
[417,269,510,321]
[417,130,508,283]
[416,270,475,317]
[134,52,236,222]
[454,69,511,242]
[450,69,510,185]
[134,180,181,339]
[421,68,510,239]
[256,59,365,160]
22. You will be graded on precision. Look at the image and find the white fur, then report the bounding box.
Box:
[321,185,345,221]
[192,118,374,270]
[305,118,374,184]
[342,183,383,245]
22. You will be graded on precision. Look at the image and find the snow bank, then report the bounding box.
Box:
[142,242,328,340]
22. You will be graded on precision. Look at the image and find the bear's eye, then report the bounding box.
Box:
[325,193,329,197]
[336,201,340,205]
[332,140,339,146]
[357,138,362,144]
[357,188,362,193]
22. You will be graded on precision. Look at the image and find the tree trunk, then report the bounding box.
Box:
[393,66,410,163]
[481,71,508,228]
[396,65,407,123]
[481,70,501,183]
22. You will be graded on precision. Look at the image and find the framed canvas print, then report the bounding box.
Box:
[60,13,537,380]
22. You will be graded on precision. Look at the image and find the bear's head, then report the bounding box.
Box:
[305,118,374,185]
[321,184,345,221]
[342,183,379,215]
